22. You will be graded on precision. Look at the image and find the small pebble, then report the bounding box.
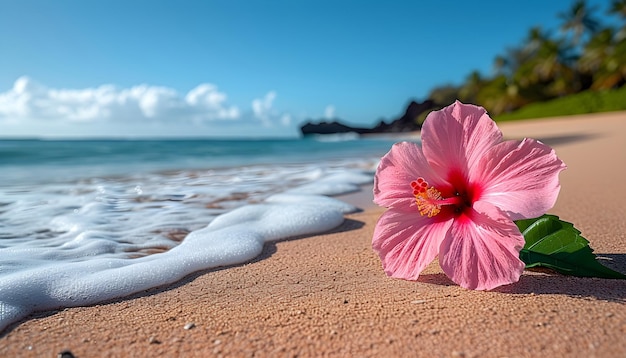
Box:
[148,336,161,344]
[184,322,196,330]
[58,350,75,358]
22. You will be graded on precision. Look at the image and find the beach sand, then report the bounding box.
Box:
[2,111,625,357]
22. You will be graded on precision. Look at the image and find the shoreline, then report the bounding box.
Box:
[2,111,626,357]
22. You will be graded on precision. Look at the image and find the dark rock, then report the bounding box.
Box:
[299,120,369,135]
[58,350,75,358]
[300,99,438,136]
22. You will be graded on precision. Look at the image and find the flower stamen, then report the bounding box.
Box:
[411,178,443,217]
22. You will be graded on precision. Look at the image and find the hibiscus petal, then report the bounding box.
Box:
[472,138,566,220]
[422,101,503,180]
[372,209,452,281]
[439,202,525,290]
[373,141,444,211]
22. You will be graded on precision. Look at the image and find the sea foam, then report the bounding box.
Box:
[0,165,373,332]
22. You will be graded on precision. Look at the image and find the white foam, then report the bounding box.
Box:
[285,171,373,196]
[313,132,360,142]
[0,165,371,332]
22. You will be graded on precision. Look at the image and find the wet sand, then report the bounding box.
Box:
[1,111,625,357]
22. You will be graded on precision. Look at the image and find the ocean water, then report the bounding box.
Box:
[0,135,404,331]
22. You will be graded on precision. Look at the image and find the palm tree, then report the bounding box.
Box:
[458,71,485,103]
[535,38,578,93]
[428,84,461,106]
[579,27,626,89]
[609,0,626,19]
[492,46,530,79]
[608,0,626,41]
[524,27,553,55]
[495,27,554,84]
[476,75,527,115]
[509,27,578,98]
[492,55,509,76]
[558,0,601,45]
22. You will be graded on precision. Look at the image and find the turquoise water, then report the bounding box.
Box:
[0,137,398,184]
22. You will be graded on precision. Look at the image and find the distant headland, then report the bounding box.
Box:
[300,99,439,136]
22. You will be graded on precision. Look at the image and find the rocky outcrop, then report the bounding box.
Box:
[299,121,370,135]
[300,99,438,136]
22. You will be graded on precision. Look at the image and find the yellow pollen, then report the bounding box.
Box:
[411,178,443,217]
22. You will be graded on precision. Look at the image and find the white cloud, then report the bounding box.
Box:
[324,105,335,119]
[251,91,276,125]
[0,77,297,138]
[184,84,240,121]
[280,114,292,126]
[250,91,293,129]
[0,76,240,124]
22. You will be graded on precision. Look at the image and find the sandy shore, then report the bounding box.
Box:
[2,111,626,357]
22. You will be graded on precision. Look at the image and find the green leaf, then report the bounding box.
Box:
[515,214,626,279]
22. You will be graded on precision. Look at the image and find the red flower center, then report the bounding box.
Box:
[411,177,474,218]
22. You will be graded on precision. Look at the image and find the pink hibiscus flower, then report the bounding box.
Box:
[372,101,566,290]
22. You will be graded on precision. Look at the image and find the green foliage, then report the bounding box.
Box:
[429,1,626,116]
[494,86,626,121]
[515,214,626,279]
[428,84,461,107]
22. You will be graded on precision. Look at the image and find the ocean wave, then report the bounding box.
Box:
[0,159,377,332]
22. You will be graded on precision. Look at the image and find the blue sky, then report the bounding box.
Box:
[0,0,614,138]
